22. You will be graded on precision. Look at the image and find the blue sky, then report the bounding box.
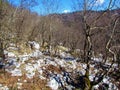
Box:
[9,0,120,15]
[31,0,74,14]
[61,0,73,13]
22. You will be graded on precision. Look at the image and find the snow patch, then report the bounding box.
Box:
[7,52,16,57]
[28,41,40,50]
[11,68,22,76]
[25,64,35,78]
[47,77,59,90]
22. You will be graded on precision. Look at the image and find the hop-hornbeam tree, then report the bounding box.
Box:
[70,0,120,89]
[0,0,38,61]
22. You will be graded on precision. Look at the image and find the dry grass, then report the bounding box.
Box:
[45,65,62,74]
[22,78,51,90]
[0,70,51,90]
[0,70,19,89]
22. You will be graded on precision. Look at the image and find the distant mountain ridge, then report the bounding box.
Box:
[50,9,120,54]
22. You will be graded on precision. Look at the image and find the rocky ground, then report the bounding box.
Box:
[0,41,119,90]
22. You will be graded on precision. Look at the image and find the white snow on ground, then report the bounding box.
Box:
[55,58,66,67]
[103,77,110,84]
[92,57,103,62]
[28,41,40,50]
[25,63,36,78]
[17,82,23,89]
[89,75,95,81]
[47,77,59,90]
[0,41,119,90]
[93,85,99,89]
[11,68,22,76]
[82,63,87,69]
[30,50,42,58]
[4,51,118,90]
[7,52,16,57]
[0,84,9,90]
[108,83,118,90]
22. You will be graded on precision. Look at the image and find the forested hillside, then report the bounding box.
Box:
[0,0,120,90]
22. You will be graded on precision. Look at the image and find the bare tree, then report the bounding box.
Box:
[0,0,11,60]
[0,0,38,61]
[37,0,61,55]
[70,0,120,89]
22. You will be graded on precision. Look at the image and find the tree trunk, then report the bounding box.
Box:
[0,40,4,60]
